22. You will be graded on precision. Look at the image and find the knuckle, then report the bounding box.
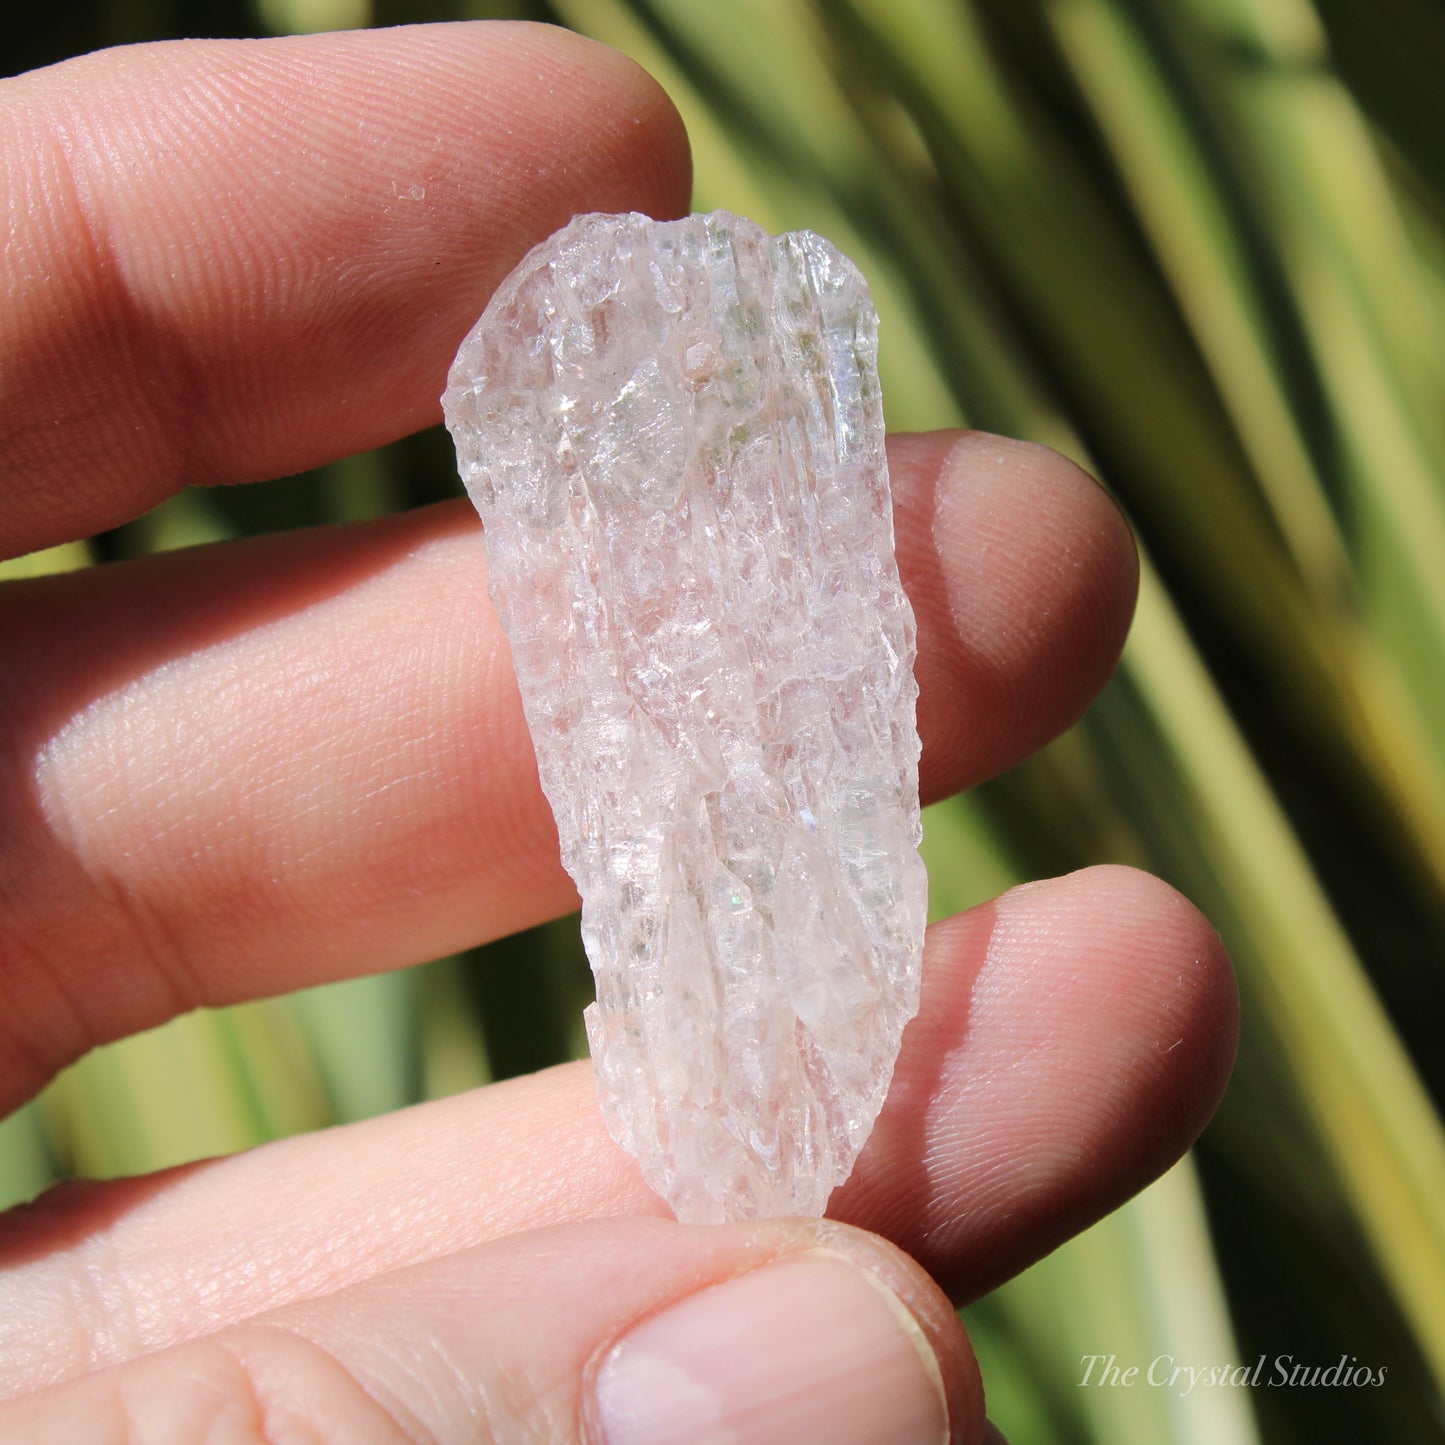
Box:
[118,1327,420,1445]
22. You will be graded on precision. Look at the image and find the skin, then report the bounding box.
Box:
[0,22,1239,1443]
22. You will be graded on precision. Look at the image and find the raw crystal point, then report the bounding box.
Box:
[443,211,927,1224]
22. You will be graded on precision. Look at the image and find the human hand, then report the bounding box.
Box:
[0,23,1238,1443]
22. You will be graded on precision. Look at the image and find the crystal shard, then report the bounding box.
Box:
[443,211,927,1224]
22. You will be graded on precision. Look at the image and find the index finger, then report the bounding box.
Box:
[0,22,691,558]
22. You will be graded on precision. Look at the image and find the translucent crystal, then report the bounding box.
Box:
[443,211,926,1223]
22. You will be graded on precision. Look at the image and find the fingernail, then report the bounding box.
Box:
[590,1249,950,1445]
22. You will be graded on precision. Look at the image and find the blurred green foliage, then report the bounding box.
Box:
[4,1,1445,1440]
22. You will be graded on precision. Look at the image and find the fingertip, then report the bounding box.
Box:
[584,1220,983,1445]
[836,864,1239,1298]
[891,430,1139,797]
[942,431,1137,703]
[993,863,1239,1151]
[0,21,693,554]
[519,22,693,223]
[815,1222,986,1445]
[445,21,691,237]
[1065,862,1240,1126]
[982,864,1240,1253]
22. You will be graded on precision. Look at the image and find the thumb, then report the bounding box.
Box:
[4,1215,982,1444]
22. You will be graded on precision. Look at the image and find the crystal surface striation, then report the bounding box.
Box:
[444,211,927,1224]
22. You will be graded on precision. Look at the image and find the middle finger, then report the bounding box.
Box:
[0,429,1135,1113]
